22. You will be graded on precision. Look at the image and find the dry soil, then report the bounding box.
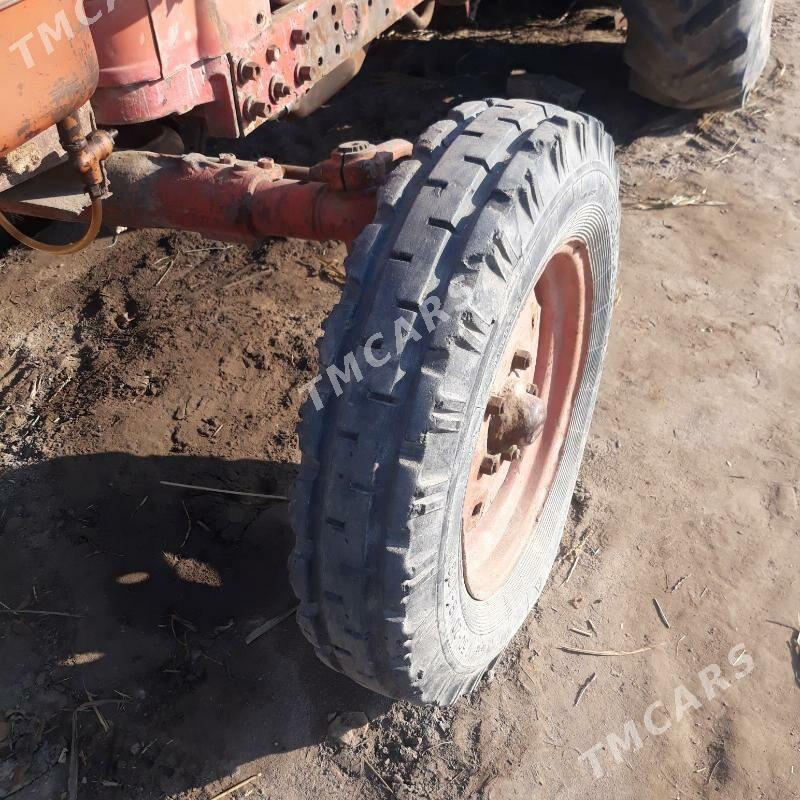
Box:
[1,3,798,799]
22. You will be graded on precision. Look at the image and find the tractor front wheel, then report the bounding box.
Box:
[290,99,620,704]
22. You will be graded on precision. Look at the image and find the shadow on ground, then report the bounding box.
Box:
[220,28,688,166]
[0,454,392,797]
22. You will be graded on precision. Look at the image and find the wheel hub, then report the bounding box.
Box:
[486,379,547,458]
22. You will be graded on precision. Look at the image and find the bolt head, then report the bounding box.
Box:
[486,394,505,417]
[512,349,533,371]
[243,98,269,120]
[238,59,261,82]
[218,152,236,165]
[501,446,522,463]
[297,64,317,83]
[270,79,292,100]
[266,45,281,63]
[257,157,275,169]
[291,28,310,44]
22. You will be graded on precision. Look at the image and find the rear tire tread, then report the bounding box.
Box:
[623,0,773,109]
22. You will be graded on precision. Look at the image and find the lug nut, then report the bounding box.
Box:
[291,28,310,44]
[218,152,236,165]
[266,45,281,63]
[296,64,317,83]
[238,59,261,82]
[243,97,269,120]
[512,349,533,371]
[480,455,501,476]
[526,383,539,396]
[486,394,505,417]
[270,79,292,100]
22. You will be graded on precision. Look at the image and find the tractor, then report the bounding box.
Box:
[0,0,774,704]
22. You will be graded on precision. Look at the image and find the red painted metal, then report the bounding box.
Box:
[86,0,161,85]
[55,112,115,198]
[0,0,99,157]
[90,0,422,137]
[0,0,421,249]
[0,148,389,245]
[309,139,413,190]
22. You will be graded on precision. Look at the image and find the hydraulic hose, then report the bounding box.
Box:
[0,196,102,254]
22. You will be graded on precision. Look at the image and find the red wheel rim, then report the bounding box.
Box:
[462,241,593,600]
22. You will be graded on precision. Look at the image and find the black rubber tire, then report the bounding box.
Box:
[396,0,435,31]
[289,99,620,705]
[623,0,774,110]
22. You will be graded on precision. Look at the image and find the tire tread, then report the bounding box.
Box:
[624,0,773,109]
[290,99,619,703]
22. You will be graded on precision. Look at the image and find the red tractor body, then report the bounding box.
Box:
[89,0,422,136]
[0,0,426,249]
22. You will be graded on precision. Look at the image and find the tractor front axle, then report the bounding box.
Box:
[0,139,413,246]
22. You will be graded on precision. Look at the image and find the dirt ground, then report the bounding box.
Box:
[1,2,799,799]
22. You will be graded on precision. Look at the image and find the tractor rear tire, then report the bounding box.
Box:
[624,0,775,110]
[289,99,620,705]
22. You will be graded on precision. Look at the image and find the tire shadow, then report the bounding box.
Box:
[219,22,689,168]
[0,453,392,797]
